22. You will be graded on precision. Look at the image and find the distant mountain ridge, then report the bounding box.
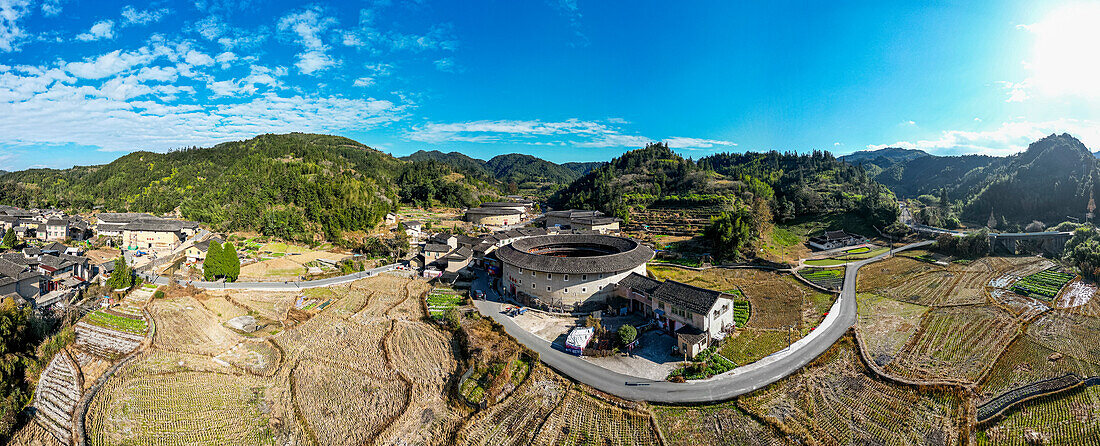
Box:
[850,133,1098,226]
[839,147,930,165]
[401,150,607,187]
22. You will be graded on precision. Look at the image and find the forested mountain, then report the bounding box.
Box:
[549,142,899,259]
[849,134,1098,228]
[401,150,599,189]
[0,133,486,243]
[840,147,929,165]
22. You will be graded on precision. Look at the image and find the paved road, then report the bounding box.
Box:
[471,240,933,403]
[139,263,405,291]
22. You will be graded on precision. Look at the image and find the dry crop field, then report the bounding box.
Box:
[858,256,1052,307]
[977,386,1100,445]
[884,305,1021,384]
[855,292,930,369]
[739,336,963,445]
[652,401,794,446]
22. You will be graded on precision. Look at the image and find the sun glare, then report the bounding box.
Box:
[1027,2,1100,98]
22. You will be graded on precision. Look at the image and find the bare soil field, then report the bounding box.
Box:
[856,293,930,368]
[739,336,963,445]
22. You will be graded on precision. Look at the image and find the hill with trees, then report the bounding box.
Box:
[0,133,487,244]
[550,142,898,260]
[400,150,604,193]
[852,134,1098,230]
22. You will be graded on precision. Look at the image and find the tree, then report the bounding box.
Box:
[617,324,637,346]
[705,207,753,261]
[203,241,222,281]
[106,257,133,290]
[0,228,13,250]
[222,242,240,282]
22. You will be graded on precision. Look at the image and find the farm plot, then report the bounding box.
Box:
[209,289,298,322]
[149,296,243,356]
[857,256,941,293]
[274,313,392,373]
[732,300,751,327]
[855,293,929,368]
[292,359,408,445]
[1027,311,1100,367]
[978,336,1100,406]
[653,401,794,446]
[1056,280,1096,309]
[74,319,145,359]
[739,336,962,445]
[978,385,1100,445]
[885,305,1021,384]
[530,388,662,446]
[86,368,272,446]
[719,329,789,366]
[427,287,463,319]
[197,295,249,321]
[32,351,81,445]
[798,267,843,290]
[1011,270,1075,301]
[991,289,1049,321]
[214,340,282,376]
[456,366,569,446]
[647,266,812,330]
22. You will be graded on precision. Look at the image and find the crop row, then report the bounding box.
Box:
[732,301,750,327]
[86,310,148,334]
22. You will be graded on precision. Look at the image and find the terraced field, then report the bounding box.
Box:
[740,336,963,445]
[885,305,1020,383]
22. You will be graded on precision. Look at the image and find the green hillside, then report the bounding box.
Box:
[0,133,484,242]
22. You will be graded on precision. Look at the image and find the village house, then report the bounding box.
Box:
[616,273,736,358]
[186,237,224,263]
[95,212,155,238]
[44,218,70,241]
[569,216,621,234]
[807,230,867,251]
[0,258,45,301]
[545,209,605,228]
[121,218,187,252]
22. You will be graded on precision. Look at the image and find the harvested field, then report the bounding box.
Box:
[857,256,941,293]
[1027,311,1100,367]
[1056,280,1096,309]
[9,418,64,446]
[855,293,929,368]
[653,401,794,446]
[240,256,306,280]
[197,295,249,321]
[978,336,1100,405]
[456,366,570,446]
[992,289,1049,321]
[211,289,298,322]
[292,359,408,445]
[740,336,962,445]
[978,385,1100,445]
[149,296,242,356]
[86,366,272,446]
[860,256,1052,307]
[885,305,1021,383]
[647,266,817,330]
[214,340,282,376]
[530,388,662,446]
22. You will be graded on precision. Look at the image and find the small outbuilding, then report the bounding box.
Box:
[565,326,595,356]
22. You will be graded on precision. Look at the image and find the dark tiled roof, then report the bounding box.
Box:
[122,218,183,232]
[96,212,154,223]
[652,280,728,315]
[546,209,603,218]
[0,258,40,280]
[443,246,473,261]
[675,325,708,345]
[22,247,40,257]
[618,272,662,294]
[45,218,68,226]
[496,234,653,274]
[466,207,523,216]
[43,242,67,253]
[424,243,451,253]
[479,202,529,208]
[571,216,620,226]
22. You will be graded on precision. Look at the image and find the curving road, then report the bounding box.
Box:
[138,263,404,291]
[471,240,933,403]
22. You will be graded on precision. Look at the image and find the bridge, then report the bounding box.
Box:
[988,231,1074,255]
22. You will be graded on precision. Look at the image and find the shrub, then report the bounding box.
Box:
[617,324,638,346]
[153,289,165,299]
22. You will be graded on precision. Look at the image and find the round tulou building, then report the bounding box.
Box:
[496,234,654,311]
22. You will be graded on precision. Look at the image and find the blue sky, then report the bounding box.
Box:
[1,0,1099,171]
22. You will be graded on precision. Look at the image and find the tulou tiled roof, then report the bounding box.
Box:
[496,234,653,274]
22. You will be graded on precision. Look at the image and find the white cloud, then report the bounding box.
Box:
[997,80,1030,102]
[194,15,226,40]
[65,49,158,79]
[353,77,374,87]
[0,0,31,51]
[76,20,116,41]
[40,0,61,16]
[184,50,215,66]
[294,50,336,74]
[407,118,735,150]
[121,5,168,26]
[277,6,339,75]
[549,0,589,47]
[214,51,237,68]
[867,119,1100,156]
[433,57,456,73]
